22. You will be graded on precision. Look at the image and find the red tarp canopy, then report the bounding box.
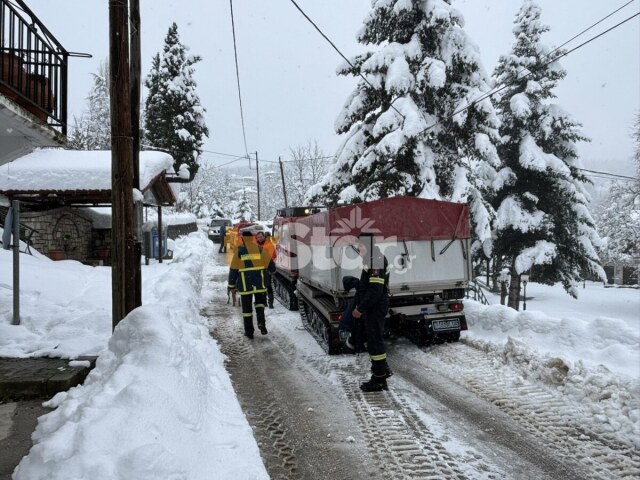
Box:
[295,196,470,244]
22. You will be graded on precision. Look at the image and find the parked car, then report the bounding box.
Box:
[208,218,233,243]
[239,223,267,235]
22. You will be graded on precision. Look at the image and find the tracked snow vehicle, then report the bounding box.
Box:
[272,197,470,353]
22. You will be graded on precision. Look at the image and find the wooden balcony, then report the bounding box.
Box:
[0,0,68,131]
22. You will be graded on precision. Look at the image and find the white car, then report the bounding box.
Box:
[208,218,233,243]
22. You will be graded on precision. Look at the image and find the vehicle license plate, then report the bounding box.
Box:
[432,319,460,331]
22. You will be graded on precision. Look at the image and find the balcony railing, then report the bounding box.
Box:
[0,0,68,134]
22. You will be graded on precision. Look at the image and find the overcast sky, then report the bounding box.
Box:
[28,0,639,177]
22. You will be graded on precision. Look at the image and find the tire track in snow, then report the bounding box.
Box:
[418,342,640,480]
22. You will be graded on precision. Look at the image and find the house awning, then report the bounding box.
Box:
[0,148,179,208]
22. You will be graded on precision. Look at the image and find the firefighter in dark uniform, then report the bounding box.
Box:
[228,231,276,338]
[352,236,392,392]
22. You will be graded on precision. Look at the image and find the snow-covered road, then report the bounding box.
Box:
[205,259,639,480]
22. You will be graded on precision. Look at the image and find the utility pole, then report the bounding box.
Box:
[109,0,136,330]
[255,151,260,220]
[279,156,288,208]
[12,201,19,325]
[130,0,142,307]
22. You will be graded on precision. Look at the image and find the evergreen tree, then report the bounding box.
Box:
[68,61,111,150]
[307,0,502,252]
[234,190,254,221]
[184,161,237,218]
[209,203,226,219]
[192,191,209,219]
[260,168,285,220]
[491,1,604,308]
[142,54,162,149]
[143,23,209,179]
[594,111,640,270]
[67,115,91,150]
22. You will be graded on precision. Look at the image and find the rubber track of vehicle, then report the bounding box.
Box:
[204,304,301,480]
[296,295,331,354]
[425,343,640,480]
[272,273,297,311]
[337,364,469,479]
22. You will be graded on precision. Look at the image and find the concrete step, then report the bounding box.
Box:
[0,356,97,401]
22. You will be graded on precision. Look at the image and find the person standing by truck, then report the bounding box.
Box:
[228,231,275,338]
[218,226,227,253]
[352,235,391,392]
[256,231,276,308]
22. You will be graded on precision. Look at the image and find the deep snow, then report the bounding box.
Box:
[0,228,638,478]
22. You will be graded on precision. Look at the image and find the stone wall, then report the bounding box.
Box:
[1,206,196,264]
[19,208,92,261]
[167,222,198,239]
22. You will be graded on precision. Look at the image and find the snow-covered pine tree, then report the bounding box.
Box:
[491,1,604,308]
[186,161,238,218]
[67,115,91,150]
[209,203,227,219]
[192,191,210,219]
[143,23,209,179]
[307,0,502,254]
[234,190,254,222]
[594,111,640,273]
[142,54,162,149]
[260,167,285,220]
[68,61,111,150]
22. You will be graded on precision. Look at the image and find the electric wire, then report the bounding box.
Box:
[145,142,636,182]
[229,0,250,158]
[578,168,639,181]
[287,0,406,121]
[216,156,248,167]
[285,0,638,181]
[471,0,637,125]
[546,0,635,58]
[58,2,636,184]
[416,11,640,138]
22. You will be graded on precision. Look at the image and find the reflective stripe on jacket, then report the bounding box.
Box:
[357,248,390,313]
[228,238,275,295]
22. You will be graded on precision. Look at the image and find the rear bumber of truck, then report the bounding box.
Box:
[386,286,469,346]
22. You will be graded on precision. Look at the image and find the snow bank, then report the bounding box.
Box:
[12,232,268,480]
[464,298,640,448]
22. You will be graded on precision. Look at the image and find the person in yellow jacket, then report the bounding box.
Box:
[228,231,276,338]
[256,231,276,308]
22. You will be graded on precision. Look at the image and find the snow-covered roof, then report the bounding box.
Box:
[0,148,175,193]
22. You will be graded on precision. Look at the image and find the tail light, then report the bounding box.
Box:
[330,312,343,322]
[449,302,463,312]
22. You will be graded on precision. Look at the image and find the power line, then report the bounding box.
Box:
[547,0,635,58]
[259,155,335,164]
[216,156,248,168]
[229,0,250,158]
[287,0,406,121]
[416,10,640,138]
[200,148,249,158]
[483,1,637,119]
[578,168,639,181]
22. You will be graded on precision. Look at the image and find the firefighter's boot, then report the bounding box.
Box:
[257,308,268,335]
[243,316,254,339]
[361,358,390,391]
[360,374,388,392]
